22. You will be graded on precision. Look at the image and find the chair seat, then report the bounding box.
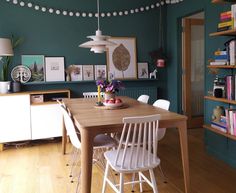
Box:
[94,134,117,148]
[104,147,160,173]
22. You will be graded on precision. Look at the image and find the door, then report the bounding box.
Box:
[182,17,204,128]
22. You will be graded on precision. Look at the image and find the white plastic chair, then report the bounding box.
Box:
[137,95,150,104]
[59,103,117,193]
[83,92,104,98]
[102,114,161,193]
[153,99,170,183]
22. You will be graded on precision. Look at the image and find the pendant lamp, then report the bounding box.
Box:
[212,0,235,3]
[79,0,116,53]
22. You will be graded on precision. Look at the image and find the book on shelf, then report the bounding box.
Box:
[220,11,232,18]
[211,120,227,133]
[225,108,236,135]
[232,4,236,29]
[218,20,233,28]
[214,50,227,56]
[210,61,227,65]
[226,75,235,100]
[229,40,236,65]
[217,26,233,32]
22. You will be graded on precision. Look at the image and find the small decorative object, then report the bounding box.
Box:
[22,55,45,82]
[11,65,31,83]
[138,62,149,79]
[82,65,94,80]
[107,37,137,79]
[95,65,107,80]
[45,56,65,82]
[149,69,157,79]
[96,79,125,101]
[212,106,224,122]
[96,85,103,106]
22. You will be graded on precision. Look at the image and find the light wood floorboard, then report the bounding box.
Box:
[0,128,236,193]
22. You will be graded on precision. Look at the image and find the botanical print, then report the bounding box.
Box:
[95,65,106,80]
[22,55,45,82]
[45,57,65,82]
[82,65,94,81]
[138,62,149,79]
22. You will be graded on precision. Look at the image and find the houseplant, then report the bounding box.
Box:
[0,36,23,81]
[96,79,124,100]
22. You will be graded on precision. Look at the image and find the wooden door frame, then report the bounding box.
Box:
[182,18,204,128]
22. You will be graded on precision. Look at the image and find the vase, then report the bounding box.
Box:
[104,92,115,101]
[0,81,11,94]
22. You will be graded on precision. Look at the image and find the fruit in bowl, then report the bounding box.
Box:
[103,98,123,107]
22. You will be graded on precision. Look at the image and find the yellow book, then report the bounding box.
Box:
[218,20,233,28]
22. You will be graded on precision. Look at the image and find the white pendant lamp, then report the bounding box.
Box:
[79,0,116,53]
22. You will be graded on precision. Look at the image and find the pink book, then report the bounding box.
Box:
[234,112,236,136]
[225,109,230,133]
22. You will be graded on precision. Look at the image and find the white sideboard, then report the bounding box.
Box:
[0,89,70,151]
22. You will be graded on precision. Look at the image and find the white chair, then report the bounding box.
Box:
[102,114,161,193]
[153,99,170,183]
[137,94,150,104]
[59,103,117,193]
[83,92,105,98]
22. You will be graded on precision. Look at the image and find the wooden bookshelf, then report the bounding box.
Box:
[210,29,236,37]
[204,96,236,105]
[207,65,236,69]
[204,124,236,140]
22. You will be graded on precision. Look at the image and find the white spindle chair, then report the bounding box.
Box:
[102,114,161,193]
[83,92,105,98]
[137,94,150,104]
[59,103,117,193]
[153,99,170,183]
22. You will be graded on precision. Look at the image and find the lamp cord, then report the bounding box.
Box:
[97,0,100,30]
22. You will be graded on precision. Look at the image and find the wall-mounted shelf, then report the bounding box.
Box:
[207,65,236,69]
[209,29,236,37]
[23,79,158,85]
[204,96,236,105]
[204,124,236,141]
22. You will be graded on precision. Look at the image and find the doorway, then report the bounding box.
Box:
[182,12,205,128]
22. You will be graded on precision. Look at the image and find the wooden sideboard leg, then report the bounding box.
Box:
[0,144,4,151]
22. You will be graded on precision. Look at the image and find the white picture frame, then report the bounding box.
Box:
[45,57,65,82]
[82,65,94,81]
[138,62,149,79]
[106,37,137,80]
[95,65,107,80]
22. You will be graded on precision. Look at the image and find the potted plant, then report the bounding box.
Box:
[0,36,23,93]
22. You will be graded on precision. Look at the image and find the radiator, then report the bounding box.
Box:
[117,86,157,104]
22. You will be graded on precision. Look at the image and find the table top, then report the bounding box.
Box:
[63,96,187,130]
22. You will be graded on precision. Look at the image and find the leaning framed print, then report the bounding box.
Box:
[82,65,94,81]
[138,62,149,79]
[22,55,45,82]
[106,37,137,80]
[95,65,106,80]
[45,56,65,82]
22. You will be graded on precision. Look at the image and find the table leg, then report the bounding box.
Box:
[81,129,94,193]
[177,121,191,193]
[62,117,67,155]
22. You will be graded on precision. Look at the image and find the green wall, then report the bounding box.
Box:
[166,0,236,168]
[0,0,167,98]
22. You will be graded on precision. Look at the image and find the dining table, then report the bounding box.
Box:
[62,96,190,193]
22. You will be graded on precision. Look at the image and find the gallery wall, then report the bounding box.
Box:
[0,0,169,98]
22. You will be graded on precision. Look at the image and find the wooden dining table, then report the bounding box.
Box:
[63,96,190,193]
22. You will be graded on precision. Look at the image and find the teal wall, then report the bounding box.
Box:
[0,0,167,99]
[166,0,236,168]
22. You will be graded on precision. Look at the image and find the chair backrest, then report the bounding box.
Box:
[153,99,170,141]
[137,95,150,104]
[115,114,160,170]
[59,104,81,149]
[83,92,105,98]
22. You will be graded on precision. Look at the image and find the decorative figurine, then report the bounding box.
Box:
[149,69,157,79]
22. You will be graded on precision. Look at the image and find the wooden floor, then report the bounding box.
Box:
[1,128,236,193]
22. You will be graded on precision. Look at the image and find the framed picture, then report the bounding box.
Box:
[95,65,107,80]
[138,62,149,79]
[82,65,94,81]
[106,37,137,80]
[66,65,83,81]
[22,55,45,82]
[45,57,65,82]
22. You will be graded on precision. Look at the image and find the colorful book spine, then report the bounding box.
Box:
[220,11,232,18]
[225,109,230,133]
[233,112,236,135]
[229,40,236,65]
[231,4,236,29]
[218,20,233,28]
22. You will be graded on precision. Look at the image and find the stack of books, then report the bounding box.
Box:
[217,11,233,32]
[211,116,227,133]
[225,109,236,135]
[210,50,228,65]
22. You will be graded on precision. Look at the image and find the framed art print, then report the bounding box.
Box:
[106,37,137,80]
[95,65,106,80]
[22,55,45,82]
[70,65,83,81]
[82,65,94,81]
[138,62,149,79]
[45,57,65,82]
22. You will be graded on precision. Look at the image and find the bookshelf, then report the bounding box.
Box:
[209,29,236,36]
[205,95,236,105]
[207,65,236,68]
[204,124,236,140]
